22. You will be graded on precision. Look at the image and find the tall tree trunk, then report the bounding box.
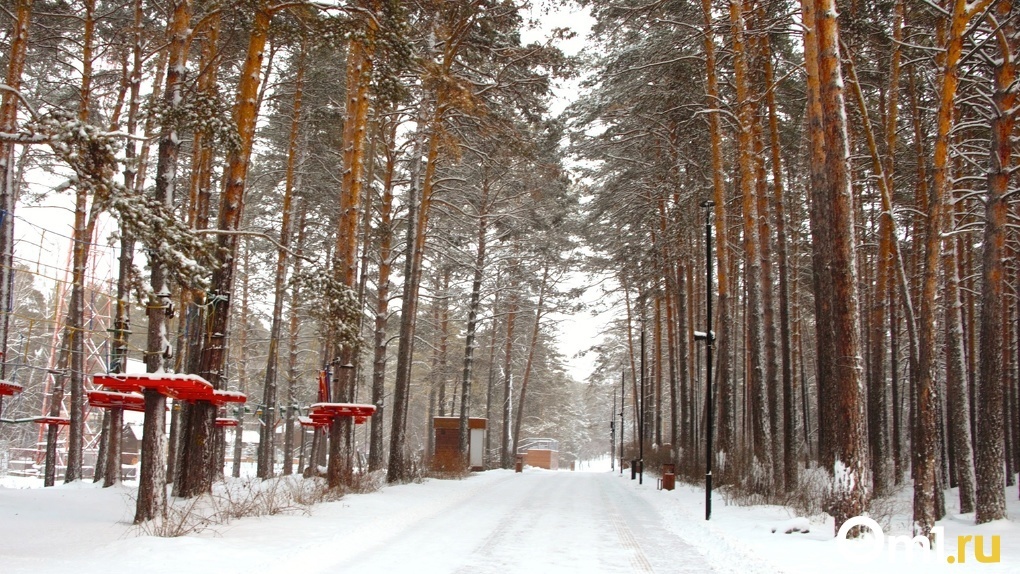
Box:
[666,265,682,457]
[388,53,454,482]
[182,5,270,498]
[944,207,976,513]
[459,173,490,460]
[653,290,663,447]
[729,0,772,492]
[483,270,502,468]
[811,0,871,533]
[913,0,993,536]
[975,0,1015,524]
[658,194,685,459]
[283,201,308,476]
[0,0,32,381]
[511,263,550,461]
[701,0,734,471]
[136,0,191,520]
[258,40,306,480]
[438,267,451,416]
[62,0,96,484]
[844,31,902,498]
[763,20,798,491]
[750,3,782,486]
[104,0,147,488]
[387,107,429,482]
[499,261,520,469]
[801,0,834,473]
[231,247,252,479]
[367,115,397,471]
[173,19,221,493]
[329,0,379,489]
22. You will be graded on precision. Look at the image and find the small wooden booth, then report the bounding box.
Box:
[432,417,487,471]
[518,438,559,470]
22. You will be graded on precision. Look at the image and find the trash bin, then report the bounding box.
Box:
[661,463,675,491]
[515,455,524,473]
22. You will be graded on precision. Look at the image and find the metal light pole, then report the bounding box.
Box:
[638,314,645,485]
[611,395,616,472]
[619,372,625,476]
[701,199,715,521]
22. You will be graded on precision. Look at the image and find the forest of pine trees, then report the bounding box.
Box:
[0,0,1017,536]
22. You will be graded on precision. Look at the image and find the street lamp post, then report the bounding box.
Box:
[619,372,625,476]
[700,199,715,521]
[639,317,645,486]
[610,394,616,472]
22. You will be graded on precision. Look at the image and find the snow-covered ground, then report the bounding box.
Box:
[1,463,1017,573]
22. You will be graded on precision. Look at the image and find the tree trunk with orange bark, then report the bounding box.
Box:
[701,0,734,473]
[913,0,993,537]
[729,0,772,492]
[180,5,272,498]
[329,0,379,489]
[0,0,32,383]
[808,0,871,534]
[975,0,1015,525]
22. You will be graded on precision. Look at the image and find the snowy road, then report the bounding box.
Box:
[1,468,724,574]
[5,467,1019,573]
[331,470,716,573]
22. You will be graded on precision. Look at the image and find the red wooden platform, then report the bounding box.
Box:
[92,373,246,406]
[298,415,328,428]
[86,389,146,412]
[215,417,239,427]
[0,379,23,396]
[34,416,70,426]
[308,402,376,425]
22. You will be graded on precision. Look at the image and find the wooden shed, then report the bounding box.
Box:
[523,449,559,470]
[517,438,560,470]
[432,417,487,471]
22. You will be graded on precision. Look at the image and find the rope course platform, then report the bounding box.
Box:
[307,402,376,426]
[33,416,70,426]
[86,389,146,412]
[91,373,247,406]
[0,379,24,396]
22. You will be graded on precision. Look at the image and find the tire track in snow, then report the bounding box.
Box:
[311,471,520,571]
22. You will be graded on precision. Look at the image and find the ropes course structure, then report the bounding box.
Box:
[0,207,131,479]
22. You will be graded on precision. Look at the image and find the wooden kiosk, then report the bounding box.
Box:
[432,417,487,471]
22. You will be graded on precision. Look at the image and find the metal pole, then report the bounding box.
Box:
[702,200,714,520]
[620,372,625,475]
[611,394,616,471]
[639,315,645,485]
